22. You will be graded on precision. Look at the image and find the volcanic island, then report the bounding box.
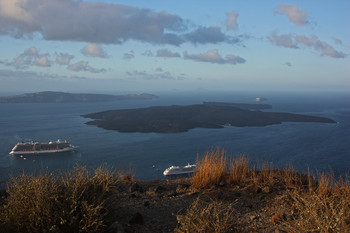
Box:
[83,102,335,133]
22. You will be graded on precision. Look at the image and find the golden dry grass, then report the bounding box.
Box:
[175,198,236,233]
[191,148,228,188]
[0,165,118,233]
[228,154,250,184]
[281,174,350,232]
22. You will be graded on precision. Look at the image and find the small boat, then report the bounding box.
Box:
[10,139,76,155]
[163,163,197,176]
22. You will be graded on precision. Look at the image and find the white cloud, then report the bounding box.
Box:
[67,61,105,73]
[183,49,245,65]
[275,4,308,26]
[268,32,346,58]
[81,44,107,58]
[34,55,50,67]
[294,35,346,58]
[7,47,51,68]
[56,53,74,65]
[226,11,239,30]
[156,49,180,58]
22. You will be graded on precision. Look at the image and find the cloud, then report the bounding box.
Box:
[34,55,50,67]
[67,61,106,73]
[56,53,74,65]
[267,32,298,48]
[126,69,183,80]
[184,26,227,44]
[332,37,343,45]
[226,11,239,30]
[142,50,154,56]
[0,0,186,45]
[123,53,135,59]
[156,49,180,58]
[5,47,51,68]
[275,4,308,26]
[268,32,346,58]
[183,49,246,64]
[81,43,107,58]
[294,35,346,58]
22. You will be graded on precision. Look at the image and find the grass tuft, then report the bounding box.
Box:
[175,198,236,233]
[0,165,118,233]
[191,148,227,189]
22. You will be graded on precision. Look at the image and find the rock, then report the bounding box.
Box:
[129,212,144,225]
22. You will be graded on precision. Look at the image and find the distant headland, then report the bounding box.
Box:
[0,91,158,103]
[83,102,335,133]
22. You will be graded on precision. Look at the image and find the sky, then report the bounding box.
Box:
[0,0,349,94]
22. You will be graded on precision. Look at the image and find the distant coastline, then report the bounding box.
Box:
[0,91,158,103]
[83,102,336,133]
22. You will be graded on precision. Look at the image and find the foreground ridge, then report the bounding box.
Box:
[0,149,348,233]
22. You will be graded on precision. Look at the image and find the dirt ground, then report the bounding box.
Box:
[108,178,292,233]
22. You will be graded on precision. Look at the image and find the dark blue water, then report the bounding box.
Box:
[0,91,349,181]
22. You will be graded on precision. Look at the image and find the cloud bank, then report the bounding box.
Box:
[0,0,245,47]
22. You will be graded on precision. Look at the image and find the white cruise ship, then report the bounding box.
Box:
[10,139,75,155]
[163,163,197,176]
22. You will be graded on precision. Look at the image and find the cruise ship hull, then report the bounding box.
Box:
[9,147,75,155]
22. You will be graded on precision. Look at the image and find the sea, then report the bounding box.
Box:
[0,90,349,182]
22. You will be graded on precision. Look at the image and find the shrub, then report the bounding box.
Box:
[191,148,228,188]
[282,174,350,232]
[0,165,118,233]
[175,198,236,233]
[228,154,250,184]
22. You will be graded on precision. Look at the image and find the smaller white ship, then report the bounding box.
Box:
[10,139,76,155]
[163,163,197,176]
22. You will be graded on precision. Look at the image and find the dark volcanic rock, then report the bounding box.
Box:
[83,103,335,133]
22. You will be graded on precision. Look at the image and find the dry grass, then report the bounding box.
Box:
[191,148,228,189]
[228,154,250,185]
[190,149,350,232]
[282,174,350,232]
[0,165,118,233]
[175,198,236,233]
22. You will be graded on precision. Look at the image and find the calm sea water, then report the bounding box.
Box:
[0,91,349,181]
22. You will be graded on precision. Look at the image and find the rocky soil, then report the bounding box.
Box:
[107,178,293,233]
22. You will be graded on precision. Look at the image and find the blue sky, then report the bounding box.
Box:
[0,0,349,94]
